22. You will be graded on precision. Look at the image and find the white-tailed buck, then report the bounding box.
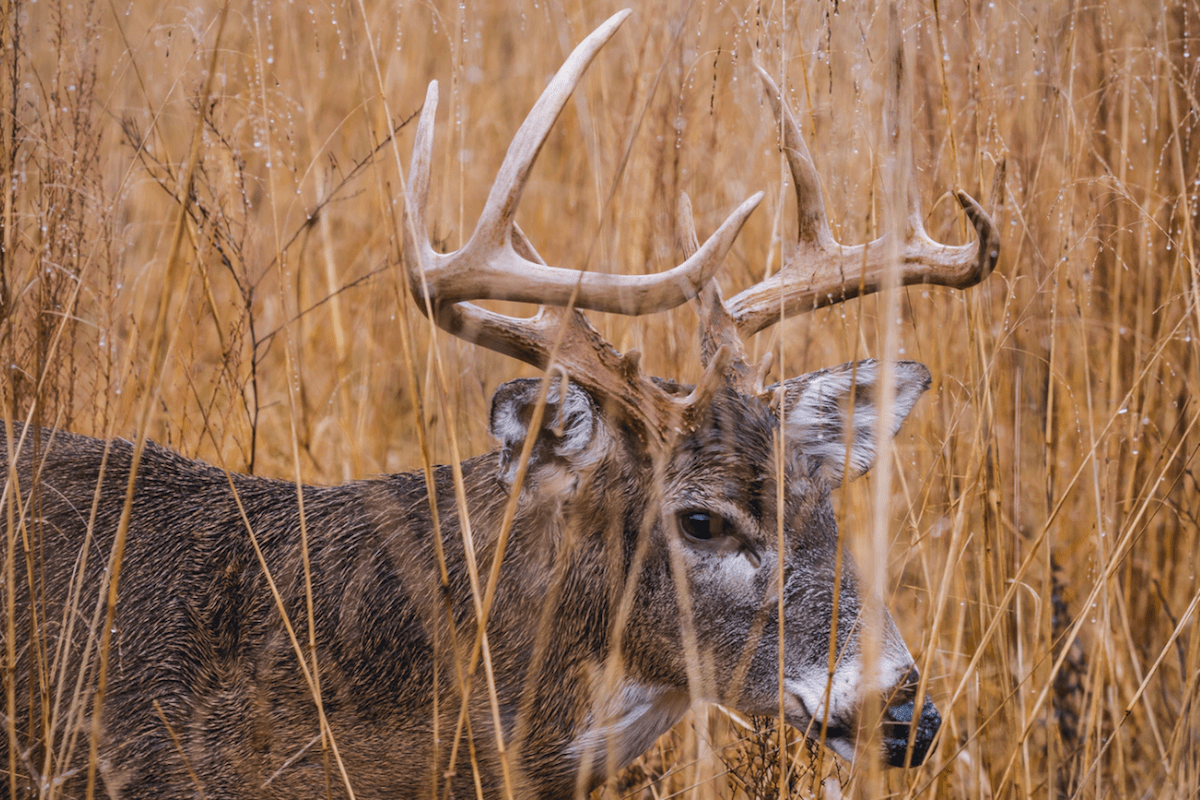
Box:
[1,10,998,799]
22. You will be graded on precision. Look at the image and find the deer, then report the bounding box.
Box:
[1,9,998,799]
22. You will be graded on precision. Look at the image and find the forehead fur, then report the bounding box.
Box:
[665,387,786,506]
[658,385,833,533]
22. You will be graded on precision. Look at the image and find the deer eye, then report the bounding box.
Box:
[677,510,729,542]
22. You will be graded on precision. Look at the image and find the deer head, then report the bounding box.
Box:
[401,7,997,785]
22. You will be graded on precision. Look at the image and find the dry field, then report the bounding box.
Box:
[2,0,1199,797]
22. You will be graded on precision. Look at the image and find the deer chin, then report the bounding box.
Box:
[780,675,863,762]
[816,729,861,763]
[779,698,860,763]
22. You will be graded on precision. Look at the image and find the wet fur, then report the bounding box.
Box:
[0,362,928,797]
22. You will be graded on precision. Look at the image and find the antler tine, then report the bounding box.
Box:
[676,191,758,402]
[404,81,439,309]
[755,66,835,249]
[678,194,747,365]
[727,65,1000,338]
[406,8,763,317]
[470,10,630,250]
[885,18,946,257]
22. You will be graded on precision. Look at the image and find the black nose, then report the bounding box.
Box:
[881,694,941,767]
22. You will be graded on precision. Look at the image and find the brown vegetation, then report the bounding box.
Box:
[2,0,1198,797]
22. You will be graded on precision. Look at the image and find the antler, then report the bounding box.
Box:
[401,10,763,437]
[719,66,1000,341]
[680,48,999,396]
[403,9,997,430]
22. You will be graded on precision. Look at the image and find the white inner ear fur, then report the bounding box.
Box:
[785,360,931,486]
[489,379,604,485]
[549,384,599,459]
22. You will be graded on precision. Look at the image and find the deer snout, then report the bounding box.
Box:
[880,669,941,767]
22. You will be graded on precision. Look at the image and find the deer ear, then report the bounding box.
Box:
[780,360,931,487]
[488,378,608,488]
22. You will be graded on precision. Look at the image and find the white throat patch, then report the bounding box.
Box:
[571,680,691,777]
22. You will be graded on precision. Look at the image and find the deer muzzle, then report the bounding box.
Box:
[783,660,942,767]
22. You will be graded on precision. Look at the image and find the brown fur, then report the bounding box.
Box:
[1,366,934,798]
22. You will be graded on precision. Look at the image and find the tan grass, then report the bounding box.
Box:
[2,0,1199,797]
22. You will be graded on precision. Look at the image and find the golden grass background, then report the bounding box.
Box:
[3,0,1199,796]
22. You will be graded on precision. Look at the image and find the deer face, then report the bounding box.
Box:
[644,360,938,766]
[489,360,941,768]
[655,360,940,766]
